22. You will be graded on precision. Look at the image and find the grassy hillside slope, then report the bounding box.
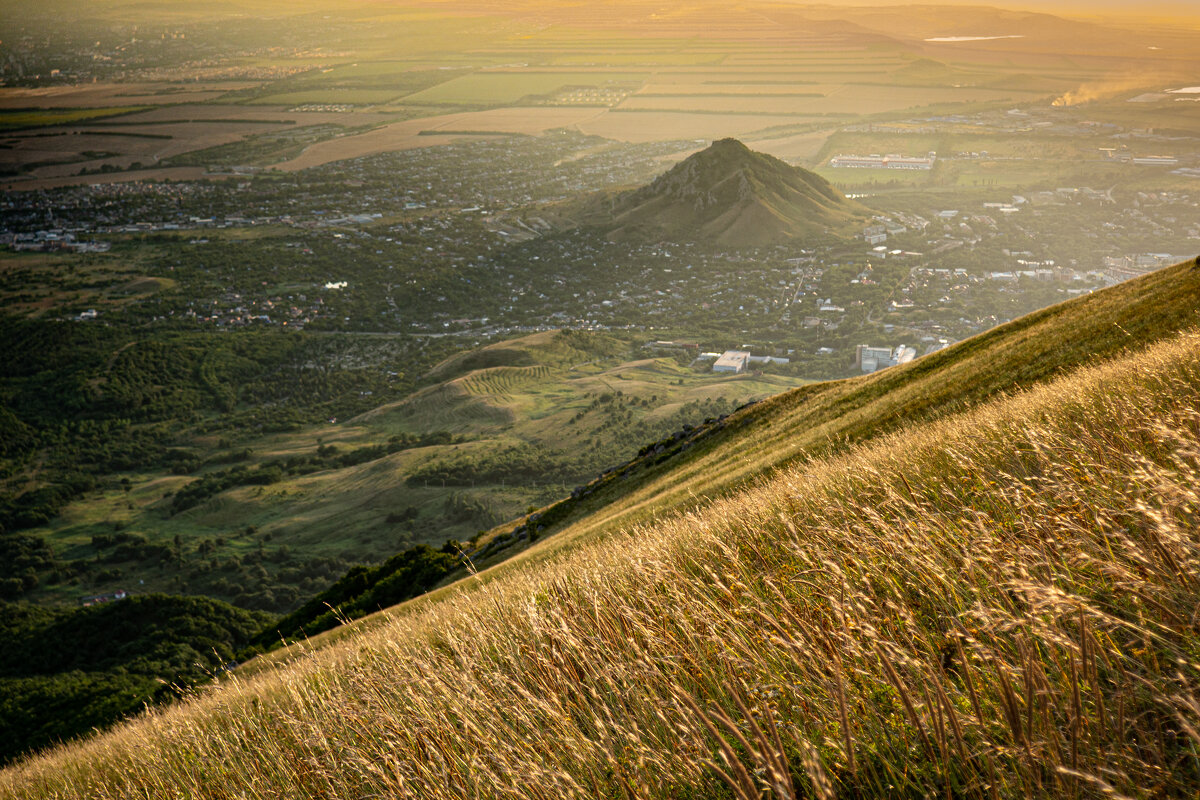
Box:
[4,306,1199,797]
[246,259,1200,657]
[493,258,1200,566]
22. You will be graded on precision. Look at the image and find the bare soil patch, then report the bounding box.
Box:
[1,167,211,191]
[271,107,608,170]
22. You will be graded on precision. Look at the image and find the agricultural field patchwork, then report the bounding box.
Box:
[0,105,406,184]
[0,3,1188,188]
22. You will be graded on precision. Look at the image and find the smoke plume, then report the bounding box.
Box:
[1052,71,1185,106]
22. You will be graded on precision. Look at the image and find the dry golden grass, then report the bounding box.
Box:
[5,328,1200,798]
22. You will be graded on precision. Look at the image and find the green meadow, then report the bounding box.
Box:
[0,107,151,131]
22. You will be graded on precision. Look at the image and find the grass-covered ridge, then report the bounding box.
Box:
[4,321,1200,796]
[510,257,1200,560]
[244,259,1200,658]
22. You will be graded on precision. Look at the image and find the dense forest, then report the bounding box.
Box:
[0,319,435,535]
[0,595,271,766]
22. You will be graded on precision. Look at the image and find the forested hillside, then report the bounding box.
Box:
[0,595,269,766]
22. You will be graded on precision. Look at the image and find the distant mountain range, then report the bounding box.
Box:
[574,138,868,247]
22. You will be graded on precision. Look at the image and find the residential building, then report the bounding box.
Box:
[863,224,887,245]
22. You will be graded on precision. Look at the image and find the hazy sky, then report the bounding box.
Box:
[777,0,1199,19]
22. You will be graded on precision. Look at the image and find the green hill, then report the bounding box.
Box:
[11,329,806,615]
[576,138,869,246]
[4,260,1200,798]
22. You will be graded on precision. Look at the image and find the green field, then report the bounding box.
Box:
[247,89,407,106]
[402,72,648,105]
[544,52,724,66]
[228,61,468,106]
[815,166,935,189]
[0,107,151,131]
[302,61,450,81]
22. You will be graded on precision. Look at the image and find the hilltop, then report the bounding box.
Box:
[4,260,1200,797]
[574,138,868,246]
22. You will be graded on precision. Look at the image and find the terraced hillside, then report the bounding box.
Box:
[20,329,806,612]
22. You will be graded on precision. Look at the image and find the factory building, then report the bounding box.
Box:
[712,351,751,373]
[856,344,917,373]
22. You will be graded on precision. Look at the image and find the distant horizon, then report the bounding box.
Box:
[10,0,1200,22]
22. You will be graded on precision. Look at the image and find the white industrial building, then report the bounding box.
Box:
[712,351,751,373]
[830,152,936,169]
[856,344,917,373]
